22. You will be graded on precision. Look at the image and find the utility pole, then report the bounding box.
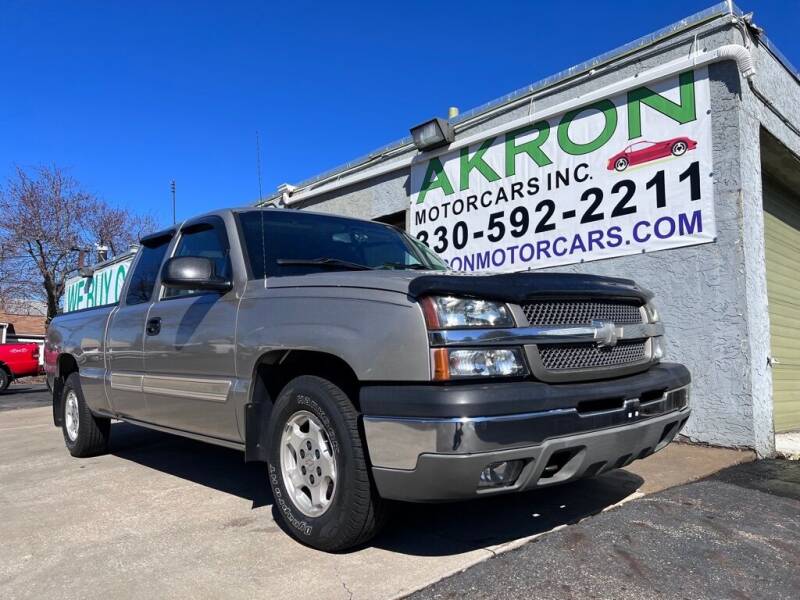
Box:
[170,180,176,224]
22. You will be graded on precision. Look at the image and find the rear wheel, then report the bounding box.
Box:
[0,368,10,393]
[267,375,385,551]
[61,373,110,457]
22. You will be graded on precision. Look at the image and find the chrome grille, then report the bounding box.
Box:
[522,301,643,326]
[538,341,648,371]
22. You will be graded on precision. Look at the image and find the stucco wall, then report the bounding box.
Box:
[286,17,800,454]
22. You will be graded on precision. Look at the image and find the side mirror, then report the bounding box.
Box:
[161,256,232,292]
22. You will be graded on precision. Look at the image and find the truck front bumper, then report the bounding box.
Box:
[361,363,690,502]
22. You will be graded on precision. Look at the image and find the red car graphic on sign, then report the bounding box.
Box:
[606,137,697,171]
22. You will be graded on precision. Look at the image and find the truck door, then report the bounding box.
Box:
[106,230,173,418]
[142,216,239,440]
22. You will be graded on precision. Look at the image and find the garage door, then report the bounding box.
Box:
[764,177,800,432]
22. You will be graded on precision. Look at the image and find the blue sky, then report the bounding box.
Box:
[1,1,798,227]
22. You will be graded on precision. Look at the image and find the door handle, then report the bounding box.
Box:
[146,317,162,336]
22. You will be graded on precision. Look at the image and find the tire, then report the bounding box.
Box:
[614,157,629,171]
[671,141,688,156]
[61,373,110,457]
[0,368,10,393]
[267,375,385,551]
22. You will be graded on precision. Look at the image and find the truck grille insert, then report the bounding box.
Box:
[538,340,647,370]
[522,301,643,326]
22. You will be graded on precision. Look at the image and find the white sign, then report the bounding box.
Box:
[63,254,133,313]
[410,67,714,273]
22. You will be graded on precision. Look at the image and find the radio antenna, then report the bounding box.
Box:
[256,130,267,287]
[170,180,176,224]
[256,130,264,204]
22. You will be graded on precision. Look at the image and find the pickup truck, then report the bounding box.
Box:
[0,342,42,392]
[45,207,691,551]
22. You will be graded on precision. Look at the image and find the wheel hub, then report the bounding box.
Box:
[279,410,337,518]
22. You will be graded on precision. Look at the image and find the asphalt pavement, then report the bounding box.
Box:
[0,383,50,411]
[407,460,800,600]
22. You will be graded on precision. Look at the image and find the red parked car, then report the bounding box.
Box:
[607,137,697,171]
[0,343,42,392]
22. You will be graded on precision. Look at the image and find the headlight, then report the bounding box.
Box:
[420,296,515,329]
[431,347,527,380]
[644,300,659,323]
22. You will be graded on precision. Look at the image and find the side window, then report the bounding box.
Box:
[125,239,171,306]
[163,222,230,299]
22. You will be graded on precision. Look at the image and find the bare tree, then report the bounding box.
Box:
[0,165,157,321]
[0,239,35,309]
[83,199,155,256]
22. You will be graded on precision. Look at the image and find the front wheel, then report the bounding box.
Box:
[671,140,688,156]
[61,373,110,457]
[267,375,385,551]
[614,156,629,171]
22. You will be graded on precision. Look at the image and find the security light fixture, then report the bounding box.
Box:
[410,117,455,150]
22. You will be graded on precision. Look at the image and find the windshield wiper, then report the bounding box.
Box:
[276,257,374,271]
[379,262,431,270]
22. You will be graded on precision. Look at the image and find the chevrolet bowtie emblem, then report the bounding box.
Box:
[592,320,618,348]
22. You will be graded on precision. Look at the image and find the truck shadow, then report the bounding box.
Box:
[2,384,48,395]
[109,421,644,556]
[109,421,275,509]
[372,470,642,556]
[0,384,51,411]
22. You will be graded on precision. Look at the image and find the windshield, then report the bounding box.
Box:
[237,209,448,278]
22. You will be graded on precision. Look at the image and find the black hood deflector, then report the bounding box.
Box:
[408,272,651,304]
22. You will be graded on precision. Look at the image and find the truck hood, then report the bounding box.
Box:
[266,270,651,303]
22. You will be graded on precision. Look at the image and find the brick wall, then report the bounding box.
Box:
[0,312,47,336]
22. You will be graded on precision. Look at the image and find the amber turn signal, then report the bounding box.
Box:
[431,348,450,381]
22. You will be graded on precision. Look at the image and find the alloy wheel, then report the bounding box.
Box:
[279,410,337,517]
[65,390,80,442]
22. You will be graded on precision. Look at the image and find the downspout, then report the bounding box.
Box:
[281,43,756,208]
[716,44,756,79]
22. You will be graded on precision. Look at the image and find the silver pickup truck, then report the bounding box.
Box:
[46,207,690,551]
